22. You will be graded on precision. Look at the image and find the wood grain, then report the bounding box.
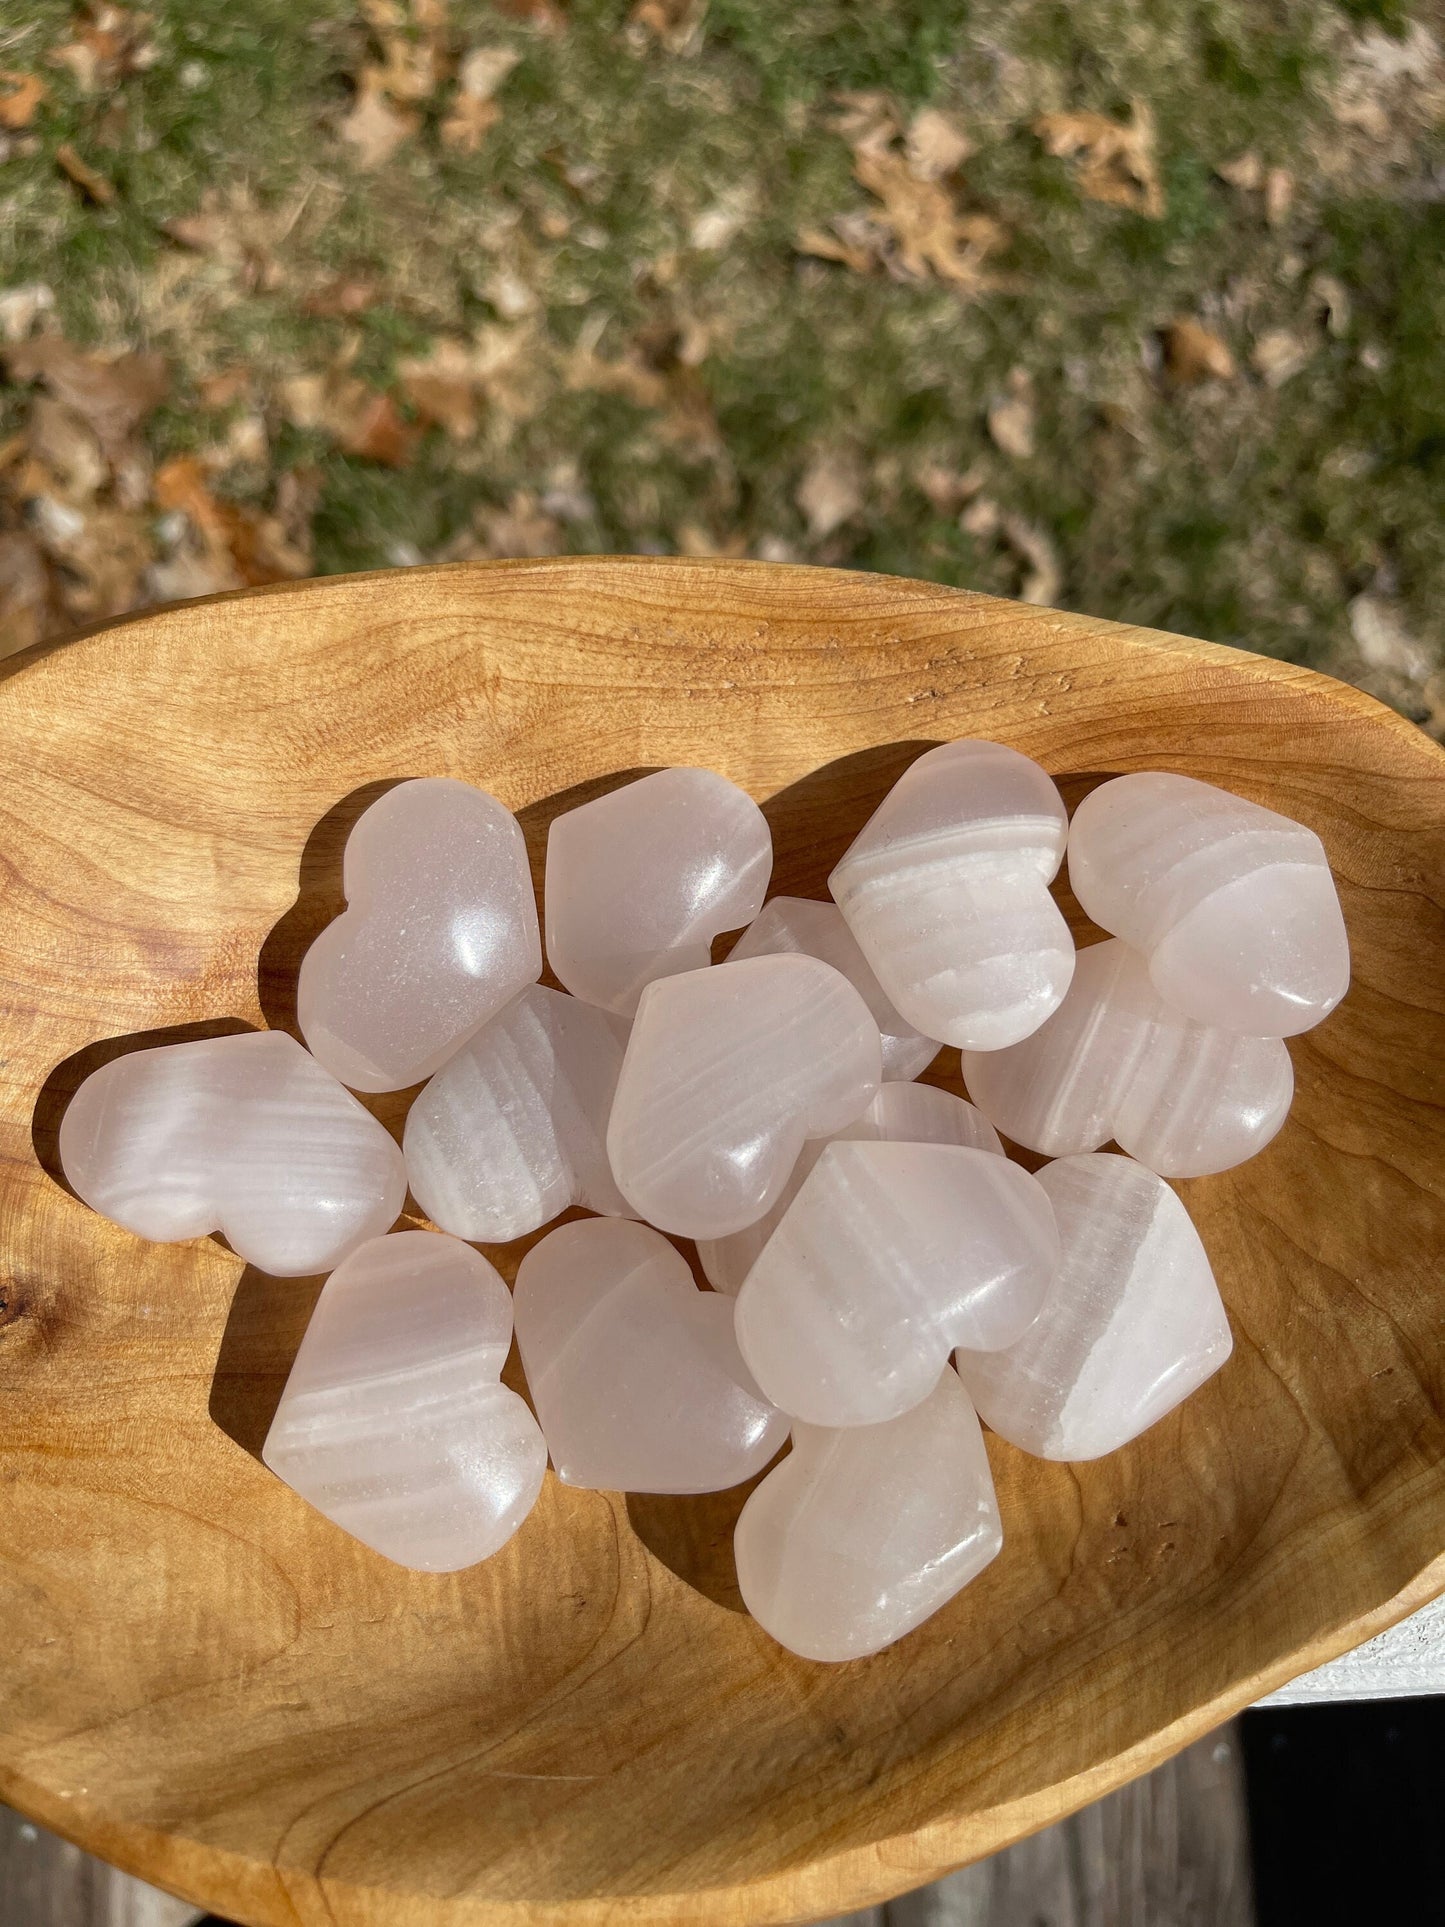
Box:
[0,559,1441,1927]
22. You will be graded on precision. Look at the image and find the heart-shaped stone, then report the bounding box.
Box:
[735,1141,1059,1427]
[59,1029,406,1277]
[962,938,1294,1176]
[263,1231,545,1570]
[829,740,1073,1050]
[404,985,633,1241]
[513,1218,788,1494]
[545,767,772,1017]
[955,1153,1232,1461]
[1067,771,1350,1036]
[728,896,938,1081]
[698,1080,1004,1296]
[605,953,882,1238]
[298,777,541,1092]
[734,1366,1002,1661]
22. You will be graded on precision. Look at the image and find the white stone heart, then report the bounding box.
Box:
[697,1080,1003,1296]
[1066,771,1350,1036]
[263,1231,545,1569]
[297,777,541,1092]
[962,938,1294,1176]
[605,953,882,1238]
[403,985,632,1241]
[734,1367,1003,1661]
[59,1029,406,1277]
[734,1141,1059,1427]
[829,740,1073,1050]
[545,767,772,1017]
[513,1218,788,1494]
[955,1153,1232,1461]
[728,896,938,1081]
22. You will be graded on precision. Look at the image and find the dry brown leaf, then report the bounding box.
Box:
[0,69,48,130]
[987,368,1035,459]
[48,4,157,93]
[362,0,452,104]
[441,44,518,150]
[914,460,984,514]
[302,275,379,319]
[494,0,565,28]
[197,368,253,409]
[1160,317,1237,384]
[853,149,1008,290]
[475,490,564,557]
[1001,514,1061,606]
[795,224,876,274]
[1035,102,1164,219]
[341,70,419,168]
[796,448,864,538]
[5,336,168,460]
[283,366,420,466]
[960,496,1000,539]
[1348,592,1431,681]
[161,186,295,294]
[0,283,56,343]
[1216,150,1263,191]
[152,456,309,588]
[26,494,152,622]
[0,529,56,660]
[26,396,108,500]
[565,334,718,452]
[1251,327,1313,388]
[628,0,707,56]
[1263,165,1294,228]
[56,142,116,205]
[1309,273,1352,338]
[904,107,973,181]
[827,90,899,161]
[399,339,482,438]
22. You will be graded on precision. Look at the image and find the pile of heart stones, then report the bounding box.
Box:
[59,743,1350,1662]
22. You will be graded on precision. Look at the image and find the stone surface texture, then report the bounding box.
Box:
[404,985,632,1241]
[298,778,541,1092]
[829,739,1073,1051]
[59,1029,406,1277]
[734,1366,1003,1661]
[606,954,882,1238]
[1066,772,1350,1037]
[962,938,1295,1176]
[263,1231,546,1569]
[698,1081,1003,1296]
[513,1218,788,1493]
[728,895,938,1081]
[545,768,772,1017]
[955,1153,1232,1461]
[734,1141,1059,1426]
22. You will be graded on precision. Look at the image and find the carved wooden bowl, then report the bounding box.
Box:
[1,559,1442,1927]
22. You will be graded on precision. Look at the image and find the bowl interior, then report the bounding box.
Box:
[1,558,1442,1927]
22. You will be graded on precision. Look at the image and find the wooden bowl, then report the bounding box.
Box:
[1,559,1442,1927]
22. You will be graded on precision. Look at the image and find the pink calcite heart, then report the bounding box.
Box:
[298,777,541,1092]
[263,1231,546,1569]
[59,1029,406,1277]
[513,1218,789,1494]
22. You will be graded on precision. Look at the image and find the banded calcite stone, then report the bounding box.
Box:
[1067,771,1350,1037]
[404,985,632,1241]
[728,895,938,1081]
[606,954,881,1239]
[962,938,1294,1177]
[734,1367,1003,1661]
[298,777,541,1092]
[263,1231,545,1569]
[513,1218,788,1494]
[829,740,1073,1051]
[545,768,772,1017]
[59,1029,406,1277]
[734,1141,1059,1427]
[955,1153,1232,1461]
[698,1080,1003,1297]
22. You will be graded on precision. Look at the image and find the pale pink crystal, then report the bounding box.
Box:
[734,1141,1059,1427]
[955,1153,1232,1460]
[698,1080,1003,1296]
[59,1029,406,1277]
[1066,771,1349,1036]
[962,938,1294,1176]
[829,740,1073,1050]
[297,777,541,1093]
[605,954,882,1239]
[734,1366,1002,1661]
[545,767,772,1017]
[263,1232,546,1569]
[513,1218,788,1494]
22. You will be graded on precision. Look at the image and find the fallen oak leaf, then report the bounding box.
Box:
[628,0,708,56]
[302,275,379,318]
[48,3,157,93]
[1001,514,1061,606]
[853,148,1008,290]
[0,69,48,130]
[0,529,58,660]
[0,282,56,342]
[1251,327,1313,388]
[399,338,483,438]
[904,107,973,181]
[795,223,876,274]
[56,142,116,205]
[340,68,419,168]
[1034,102,1164,219]
[1160,317,1237,384]
[441,45,519,153]
[153,455,310,587]
[281,366,420,466]
[5,336,167,460]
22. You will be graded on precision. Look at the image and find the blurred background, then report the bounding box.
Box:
[1,0,1442,731]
